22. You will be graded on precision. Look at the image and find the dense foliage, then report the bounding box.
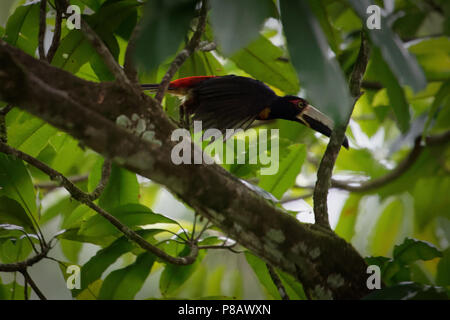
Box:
[0,0,449,300]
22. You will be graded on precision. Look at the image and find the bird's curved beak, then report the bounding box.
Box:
[296,105,349,149]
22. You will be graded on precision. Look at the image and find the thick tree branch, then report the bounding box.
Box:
[0,40,370,299]
[155,0,209,103]
[313,32,370,228]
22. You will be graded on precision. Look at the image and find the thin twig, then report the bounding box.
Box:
[47,0,63,62]
[88,159,111,200]
[0,244,50,272]
[38,0,47,61]
[80,19,132,88]
[194,220,212,242]
[0,143,198,266]
[155,0,209,103]
[35,174,89,190]
[266,263,290,300]
[313,31,370,228]
[280,192,313,204]
[20,269,46,300]
[330,130,450,192]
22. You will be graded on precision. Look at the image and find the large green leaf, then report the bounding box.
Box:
[436,248,450,287]
[230,35,300,95]
[370,48,410,132]
[392,238,442,265]
[0,279,30,300]
[408,37,450,81]
[72,229,162,297]
[79,203,177,237]
[244,252,281,299]
[0,196,35,233]
[334,194,362,242]
[277,269,307,300]
[279,0,352,125]
[3,1,40,54]
[0,154,36,223]
[348,0,426,93]
[258,144,306,199]
[209,0,274,55]
[6,110,57,157]
[97,163,139,211]
[370,199,404,257]
[98,252,155,299]
[159,246,205,296]
[52,1,139,74]
[134,0,197,71]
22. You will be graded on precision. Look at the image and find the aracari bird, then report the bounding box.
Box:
[141,75,349,148]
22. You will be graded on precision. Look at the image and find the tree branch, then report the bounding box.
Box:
[46,0,63,63]
[0,39,371,299]
[20,268,47,300]
[266,263,290,300]
[330,130,450,192]
[313,31,370,228]
[0,243,50,272]
[0,142,198,266]
[155,0,209,103]
[38,0,47,61]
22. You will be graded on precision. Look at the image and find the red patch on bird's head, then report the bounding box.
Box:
[287,97,308,109]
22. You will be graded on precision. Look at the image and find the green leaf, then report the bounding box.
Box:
[423,79,450,137]
[230,35,300,94]
[52,1,139,74]
[392,238,442,265]
[363,282,448,300]
[210,0,274,55]
[98,252,155,299]
[6,111,57,157]
[3,1,40,54]
[280,0,352,125]
[408,37,450,80]
[370,199,404,256]
[335,194,362,242]
[0,279,30,300]
[348,0,426,93]
[370,48,410,132]
[0,153,36,223]
[80,203,177,237]
[0,197,35,233]
[159,246,204,296]
[40,193,79,225]
[134,0,197,71]
[258,144,306,199]
[244,252,280,299]
[0,237,32,264]
[436,248,450,287]
[277,269,307,300]
[98,163,139,211]
[72,229,162,297]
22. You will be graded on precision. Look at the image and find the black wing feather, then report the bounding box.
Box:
[190,75,277,135]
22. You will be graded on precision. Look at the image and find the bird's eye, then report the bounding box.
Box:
[297,100,307,108]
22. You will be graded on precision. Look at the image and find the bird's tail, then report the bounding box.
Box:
[140,84,160,92]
